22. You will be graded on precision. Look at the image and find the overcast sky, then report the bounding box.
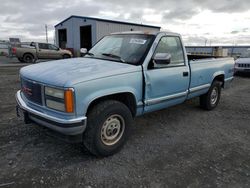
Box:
[0,0,250,46]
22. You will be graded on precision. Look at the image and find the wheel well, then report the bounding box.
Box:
[213,74,225,88]
[86,93,137,117]
[63,54,70,58]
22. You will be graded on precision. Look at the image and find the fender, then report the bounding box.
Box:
[212,71,225,81]
[78,86,141,116]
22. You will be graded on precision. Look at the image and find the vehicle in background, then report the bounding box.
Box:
[12,42,73,63]
[16,31,234,157]
[0,41,10,57]
[234,53,250,74]
[235,58,250,74]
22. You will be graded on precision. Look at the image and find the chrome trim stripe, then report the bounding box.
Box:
[16,90,86,124]
[189,84,210,93]
[137,101,144,107]
[225,77,234,82]
[145,90,188,106]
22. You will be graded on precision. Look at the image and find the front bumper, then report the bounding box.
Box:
[234,67,250,73]
[16,90,87,136]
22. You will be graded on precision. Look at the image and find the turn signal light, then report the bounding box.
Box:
[64,89,74,113]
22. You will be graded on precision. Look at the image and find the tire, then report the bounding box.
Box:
[18,58,24,63]
[83,100,133,157]
[63,54,71,59]
[200,81,221,110]
[23,54,35,63]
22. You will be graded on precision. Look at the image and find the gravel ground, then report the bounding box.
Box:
[0,56,52,66]
[0,65,250,188]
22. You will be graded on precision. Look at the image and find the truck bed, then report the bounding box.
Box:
[187,57,234,99]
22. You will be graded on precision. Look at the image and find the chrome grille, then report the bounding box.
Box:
[238,64,250,68]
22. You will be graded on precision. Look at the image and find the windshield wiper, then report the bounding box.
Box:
[101,53,126,63]
[85,52,95,56]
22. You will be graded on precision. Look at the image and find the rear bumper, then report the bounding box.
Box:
[16,90,87,136]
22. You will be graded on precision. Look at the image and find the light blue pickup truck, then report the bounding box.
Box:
[16,31,234,156]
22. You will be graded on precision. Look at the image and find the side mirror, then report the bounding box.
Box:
[80,48,87,54]
[153,53,171,65]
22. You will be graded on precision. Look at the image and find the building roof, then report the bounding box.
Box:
[55,15,161,29]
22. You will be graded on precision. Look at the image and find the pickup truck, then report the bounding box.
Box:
[16,31,234,156]
[12,42,72,63]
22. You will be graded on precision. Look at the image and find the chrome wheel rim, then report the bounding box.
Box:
[211,87,218,105]
[101,114,125,146]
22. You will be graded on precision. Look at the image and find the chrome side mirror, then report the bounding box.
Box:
[80,48,87,54]
[153,53,171,65]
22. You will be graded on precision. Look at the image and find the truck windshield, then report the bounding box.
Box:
[86,34,155,65]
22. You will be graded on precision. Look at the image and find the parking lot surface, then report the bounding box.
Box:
[0,56,49,67]
[0,63,250,187]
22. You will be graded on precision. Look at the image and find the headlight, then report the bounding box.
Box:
[46,99,65,111]
[44,86,74,113]
[45,87,64,99]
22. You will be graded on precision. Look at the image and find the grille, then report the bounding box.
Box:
[21,78,42,105]
[238,63,250,68]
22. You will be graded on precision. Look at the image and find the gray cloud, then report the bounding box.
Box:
[163,9,200,20]
[231,31,240,34]
[0,0,250,44]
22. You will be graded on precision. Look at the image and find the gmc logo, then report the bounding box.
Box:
[22,86,32,96]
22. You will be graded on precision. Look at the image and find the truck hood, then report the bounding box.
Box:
[20,57,141,87]
[235,58,250,64]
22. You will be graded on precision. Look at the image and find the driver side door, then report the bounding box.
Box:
[143,36,190,113]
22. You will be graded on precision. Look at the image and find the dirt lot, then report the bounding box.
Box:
[0,65,250,188]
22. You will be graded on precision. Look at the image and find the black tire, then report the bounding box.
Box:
[18,58,24,63]
[83,100,133,157]
[63,54,71,59]
[23,54,35,63]
[200,81,221,110]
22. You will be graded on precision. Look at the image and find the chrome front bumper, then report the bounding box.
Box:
[16,90,87,135]
[235,67,250,73]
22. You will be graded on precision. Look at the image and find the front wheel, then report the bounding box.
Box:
[83,100,133,157]
[200,81,221,110]
[63,54,71,59]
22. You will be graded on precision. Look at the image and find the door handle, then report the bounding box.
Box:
[183,72,189,77]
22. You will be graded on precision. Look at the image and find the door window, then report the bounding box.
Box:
[38,43,49,50]
[49,44,59,50]
[154,36,185,67]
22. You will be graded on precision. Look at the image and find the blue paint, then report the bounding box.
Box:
[17,32,235,136]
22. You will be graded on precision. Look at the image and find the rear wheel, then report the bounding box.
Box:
[18,58,24,63]
[200,81,221,110]
[23,54,35,63]
[83,100,133,157]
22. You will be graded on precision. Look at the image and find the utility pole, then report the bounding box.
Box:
[45,24,48,43]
